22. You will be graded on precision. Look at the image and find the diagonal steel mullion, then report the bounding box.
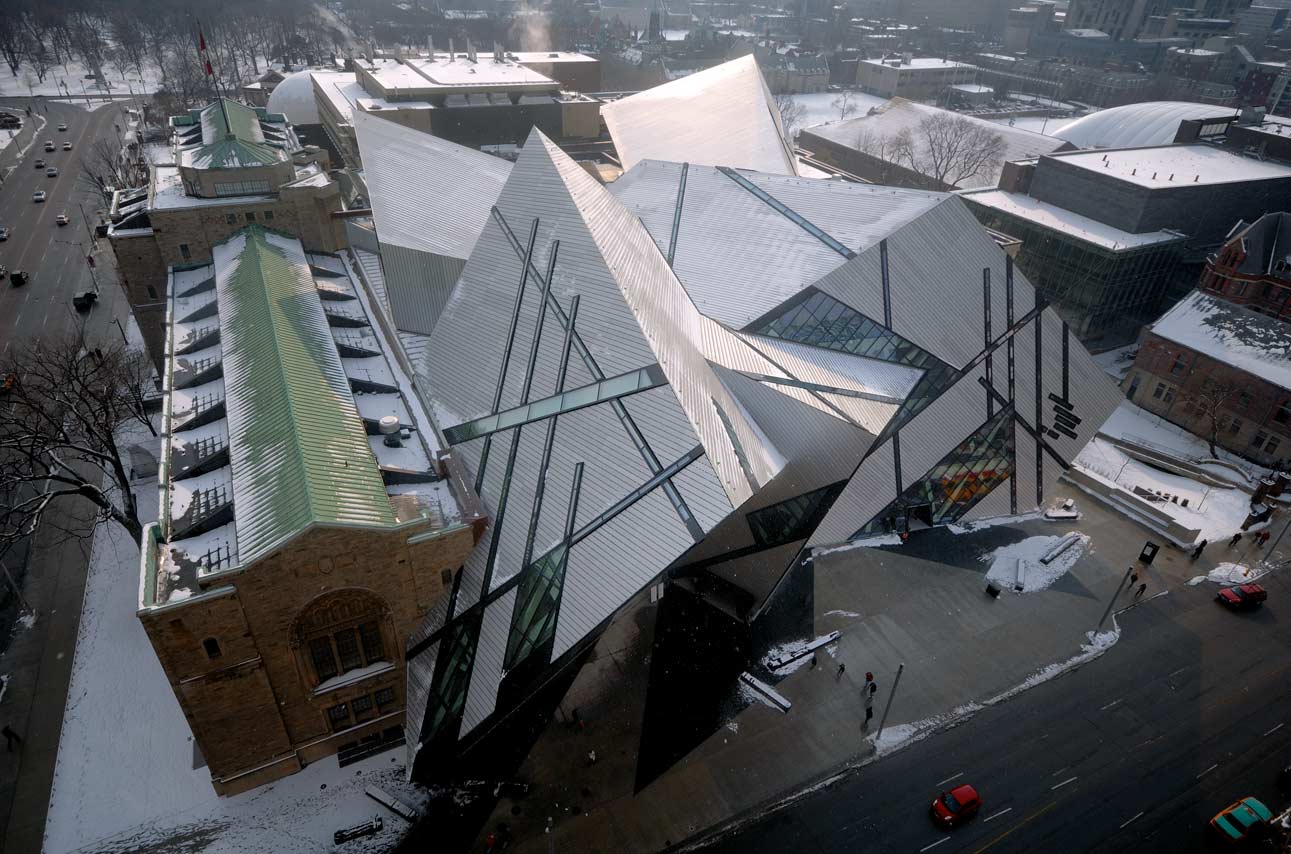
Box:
[491,208,704,541]
[475,216,538,495]
[480,241,560,597]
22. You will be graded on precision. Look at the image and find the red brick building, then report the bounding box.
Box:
[1199,212,1291,322]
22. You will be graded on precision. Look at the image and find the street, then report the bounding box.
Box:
[696,564,1291,853]
[0,96,135,852]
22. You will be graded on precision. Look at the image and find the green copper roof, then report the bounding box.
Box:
[188,98,288,169]
[216,226,395,566]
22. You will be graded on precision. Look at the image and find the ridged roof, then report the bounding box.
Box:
[1056,101,1237,149]
[186,98,290,169]
[216,226,394,566]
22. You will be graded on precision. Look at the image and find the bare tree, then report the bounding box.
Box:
[832,89,859,121]
[774,92,807,143]
[0,7,27,77]
[1182,379,1242,457]
[78,136,145,207]
[0,337,157,563]
[887,113,1007,190]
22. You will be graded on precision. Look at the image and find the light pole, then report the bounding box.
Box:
[1097,565,1136,632]
[873,662,905,749]
[0,560,30,613]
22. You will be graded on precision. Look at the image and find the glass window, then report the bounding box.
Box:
[1266,437,1281,455]
[225,213,237,224]
[1169,355,1185,376]
[245,211,256,222]
[359,620,385,663]
[327,703,350,732]
[334,627,363,672]
[310,636,338,682]
[1230,417,1243,434]
[263,210,274,221]
[1275,404,1290,424]
[351,694,373,720]
[202,637,221,659]
[179,243,191,261]
[375,687,396,710]
[1252,432,1268,448]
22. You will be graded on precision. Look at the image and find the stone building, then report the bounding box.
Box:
[855,55,977,99]
[1199,212,1291,320]
[107,98,347,365]
[1124,289,1291,467]
[137,226,483,795]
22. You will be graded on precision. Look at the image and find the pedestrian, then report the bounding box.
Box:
[836,662,846,681]
[1130,571,1138,585]
[571,707,585,731]
[810,653,818,670]
[1259,530,1271,546]
[2,725,20,752]
[1191,540,1207,560]
[1229,532,1243,547]
[864,671,874,694]
[587,749,597,766]
[1135,582,1147,600]
[862,684,875,729]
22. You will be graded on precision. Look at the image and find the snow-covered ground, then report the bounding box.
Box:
[1074,436,1253,542]
[986,114,1076,136]
[44,423,425,853]
[982,533,1090,593]
[793,90,888,135]
[0,56,163,100]
[1099,399,1267,479]
[1189,562,1266,586]
[1091,344,1138,382]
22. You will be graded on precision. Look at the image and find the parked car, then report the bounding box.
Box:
[55,213,69,226]
[930,783,981,828]
[10,270,28,286]
[57,122,68,131]
[0,226,8,241]
[62,141,72,151]
[34,158,45,169]
[1210,796,1272,843]
[43,140,55,151]
[46,166,58,177]
[1217,584,1267,610]
[32,190,46,202]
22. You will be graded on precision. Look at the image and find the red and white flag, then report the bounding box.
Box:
[198,26,213,77]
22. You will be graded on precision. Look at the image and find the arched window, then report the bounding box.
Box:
[292,589,392,687]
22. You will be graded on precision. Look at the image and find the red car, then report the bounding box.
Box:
[930,783,981,827]
[1217,584,1267,610]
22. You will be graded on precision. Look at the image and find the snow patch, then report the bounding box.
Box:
[815,533,902,555]
[947,511,1042,534]
[982,533,1090,593]
[1191,562,1265,586]
[823,610,861,619]
[761,634,836,674]
[738,681,781,711]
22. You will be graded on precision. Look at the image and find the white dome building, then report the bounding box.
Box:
[267,69,322,126]
[1056,101,1237,149]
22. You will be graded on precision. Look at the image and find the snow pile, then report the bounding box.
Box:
[823,609,860,619]
[982,533,1090,593]
[1188,563,1264,586]
[815,532,903,555]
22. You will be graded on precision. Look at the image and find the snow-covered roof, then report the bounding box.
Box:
[1226,213,1291,278]
[353,108,510,260]
[1149,290,1291,391]
[961,189,1186,251]
[1055,101,1237,148]
[1049,144,1291,189]
[859,56,970,70]
[601,55,798,176]
[805,98,1071,190]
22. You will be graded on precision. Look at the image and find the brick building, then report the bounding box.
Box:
[1124,289,1291,467]
[107,99,347,365]
[1199,212,1291,320]
[137,226,484,795]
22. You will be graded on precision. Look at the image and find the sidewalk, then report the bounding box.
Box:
[0,108,44,181]
[476,481,1216,854]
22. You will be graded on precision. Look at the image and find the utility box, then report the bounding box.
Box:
[1138,541,1160,564]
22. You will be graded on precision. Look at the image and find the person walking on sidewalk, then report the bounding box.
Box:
[1191,540,1207,560]
[1258,530,1271,546]
[1134,582,1148,600]
[861,674,878,729]
[1229,532,1243,547]
[3,725,21,752]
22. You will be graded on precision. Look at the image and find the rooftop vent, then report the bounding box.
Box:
[380,415,402,447]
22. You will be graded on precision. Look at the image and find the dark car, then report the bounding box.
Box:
[1217,583,1267,610]
[11,270,28,287]
[72,290,97,311]
[930,783,981,828]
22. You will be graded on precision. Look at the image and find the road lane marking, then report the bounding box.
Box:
[936,772,963,786]
[1051,776,1078,790]
[983,808,1013,823]
[972,802,1057,853]
[1119,811,1143,829]
[1099,698,1123,711]
[1197,764,1218,779]
[1168,666,1187,679]
[919,838,949,852]
[1050,766,1068,776]
[1265,723,1284,737]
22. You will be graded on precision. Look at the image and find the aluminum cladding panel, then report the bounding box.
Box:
[809,440,897,547]
[380,244,465,336]
[461,588,515,735]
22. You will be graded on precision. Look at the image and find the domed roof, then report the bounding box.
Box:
[1056,101,1237,149]
[267,69,321,126]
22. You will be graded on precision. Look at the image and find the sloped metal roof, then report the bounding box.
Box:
[601,55,798,176]
[353,108,511,260]
[216,227,394,566]
[184,99,290,169]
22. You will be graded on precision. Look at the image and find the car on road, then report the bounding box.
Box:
[0,226,8,241]
[57,122,68,131]
[62,141,73,151]
[32,190,46,202]
[1210,796,1273,843]
[10,270,28,287]
[930,783,981,828]
[55,213,69,226]
[1,373,14,394]
[43,140,55,151]
[1217,583,1267,610]
[34,158,45,169]
[72,290,97,312]
[46,166,58,177]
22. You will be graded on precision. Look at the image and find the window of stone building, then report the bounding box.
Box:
[202,637,222,659]
[263,210,274,221]
[1169,355,1186,376]
[375,687,396,711]
[1253,431,1269,449]
[245,211,256,223]
[1230,417,1243,434]
[225,213,237,225]
[327,703,350,732]
[441,568,452,587]
[1268,437,1282,456]
[294,590,393,689]
[352,694,374,722]
[147,286,158,299]
[1276,403,1291,424]
[179,243,191,261]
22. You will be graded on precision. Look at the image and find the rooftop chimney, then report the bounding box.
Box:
[379,415,402,447]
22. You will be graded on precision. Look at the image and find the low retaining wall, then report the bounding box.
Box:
[1062,468,1202,547]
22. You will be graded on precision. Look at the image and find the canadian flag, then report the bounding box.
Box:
[198,27,213,77]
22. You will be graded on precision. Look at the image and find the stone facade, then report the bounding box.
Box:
[139,519,478,795]
[1125,332,1291,467]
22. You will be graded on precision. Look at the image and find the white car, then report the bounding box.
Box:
[43,141,55,152]
[32,190,46,202]
[62,141,72,151]
[45,166,58,177]
[57,123,68,131]
[55,213,69,226]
